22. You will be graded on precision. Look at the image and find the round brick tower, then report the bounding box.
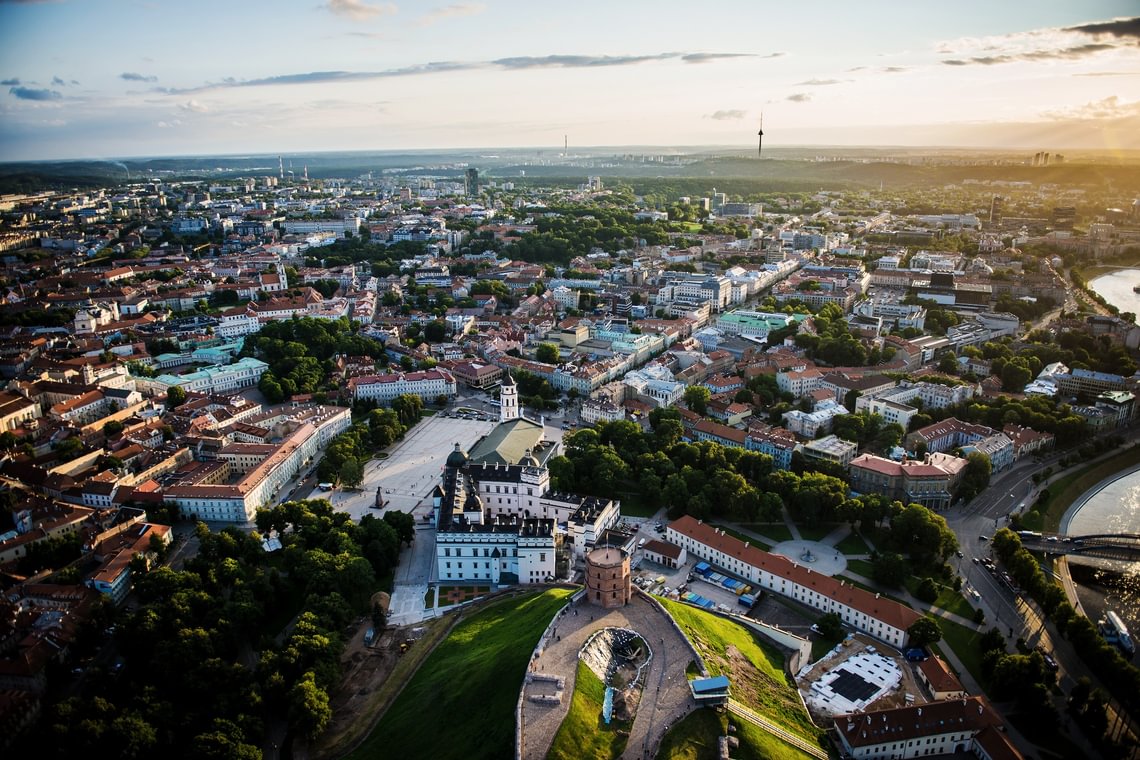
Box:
[585,545,631,608]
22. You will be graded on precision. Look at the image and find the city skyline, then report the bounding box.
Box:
[1,0,1138,160]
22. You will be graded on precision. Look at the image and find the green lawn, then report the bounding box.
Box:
[933,617,985,689]
[835,532,869,555]
[931,587,977,621]
[903,577,977,621]
[614,488,657,517]
[714,523,771,551]
[795,523,837,542]
[843,558,875,579]
[546,661,629,760]
[657,708,819,760]
[660,599,823,746]
[349,588,572,760]
[738,522,795,543]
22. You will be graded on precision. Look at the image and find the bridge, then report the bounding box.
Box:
[1021,534,1140,562]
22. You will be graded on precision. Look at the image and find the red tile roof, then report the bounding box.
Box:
[670,515,922,633]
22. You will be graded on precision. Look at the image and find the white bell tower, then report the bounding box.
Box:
[500,372,519,423]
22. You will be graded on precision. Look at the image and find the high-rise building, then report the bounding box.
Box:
[989,195,1004,224]
[464,167,479,196]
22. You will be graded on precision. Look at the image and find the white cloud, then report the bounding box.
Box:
[325,0,397,21]
[706,109,747,120]
[178,100,209,113]
[417,3,484,26]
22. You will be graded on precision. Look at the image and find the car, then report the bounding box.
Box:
[972,557,980,564]
[979,535,989,541]
[955,550,964,558]
[810,624,822,634]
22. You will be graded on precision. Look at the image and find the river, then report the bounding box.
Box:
[1067,466,1140,650]
[1088,268,1140,315]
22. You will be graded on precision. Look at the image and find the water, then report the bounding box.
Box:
[1088,268,1140,315]
[1067,466,1140,645]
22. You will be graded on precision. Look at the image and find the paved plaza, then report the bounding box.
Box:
[769,540,847,576]
[520,593,698,760]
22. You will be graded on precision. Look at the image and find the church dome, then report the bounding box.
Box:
[519,448,540,467]
[464,490,483,512]
[445,443,468,469]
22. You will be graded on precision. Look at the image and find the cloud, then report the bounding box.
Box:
[51,76,65,86]
[9,86,61,100]
[1074,71,1140,77]
[1,78,19,86]
[1064,17,1140,40]
[155,120,181,128]
[325,0,397,20]
[178,99,208,113]
[1042,95,1140,121]
[681,53,759,64]
[846,66,866,72]
[786,93,811,103]
[794,78,846,86]
[493,53,683,69]
[761,52,787,59]
[706,109,747,120]
[881,66,908,73]
[417,3,483,26]
[942,42,1115,66]
[121,71,158,82]
[154,51,760,93]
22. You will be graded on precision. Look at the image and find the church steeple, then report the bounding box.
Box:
[500,372,519,423]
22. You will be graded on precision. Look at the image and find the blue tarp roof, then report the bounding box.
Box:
[690,675,730,695]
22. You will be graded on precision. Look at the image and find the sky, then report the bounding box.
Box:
[0,0,1138,160]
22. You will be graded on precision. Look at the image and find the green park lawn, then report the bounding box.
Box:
[843,559,875,579]
[659,599,824,747]
[932,617,986,689]
[657,708,818,760]
[739,522,795,543]
[835,531,870,555]
[795,523,837,542]
[349,588,572,760]
[545,661,630,760]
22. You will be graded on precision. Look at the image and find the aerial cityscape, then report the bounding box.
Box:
[2,2,1140,760]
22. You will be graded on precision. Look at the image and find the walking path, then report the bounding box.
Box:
[518,593,696,760]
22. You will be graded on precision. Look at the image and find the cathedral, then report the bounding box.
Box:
[432,374,620,585]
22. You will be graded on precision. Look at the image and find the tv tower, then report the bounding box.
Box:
[757,113,764,158]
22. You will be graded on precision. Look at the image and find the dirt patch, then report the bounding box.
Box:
[313,616,453,758]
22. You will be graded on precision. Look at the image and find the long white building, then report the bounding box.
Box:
[348,369,457,404]
[146,357,268,396]
[667,515,921,647]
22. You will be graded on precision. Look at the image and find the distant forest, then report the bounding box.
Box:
[2,150,1138,194]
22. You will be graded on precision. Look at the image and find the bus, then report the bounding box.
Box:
[318,482,335,491]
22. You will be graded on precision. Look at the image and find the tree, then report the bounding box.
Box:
[958,452,992,503]
[383,510,416,546]
[165,385,187,408]
[288,671,332,740]
[339,458,364,489]
[871,551,910,588]
[907,616,943,647]
[684,385,710,415]
[535,342,560,364]
[423,320,449,343]
[817,612,844,639]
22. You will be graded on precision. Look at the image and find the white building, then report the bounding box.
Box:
[833,696,1019,760]
[667,515,921,648]
[148,357,268,396]
[348,369,457,405]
